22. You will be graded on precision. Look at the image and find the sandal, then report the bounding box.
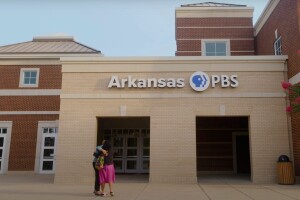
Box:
[110,192,115,196]
[94,191,102,196]
[100,193,108,197]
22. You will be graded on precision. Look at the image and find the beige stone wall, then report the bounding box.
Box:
[55,57,290,184]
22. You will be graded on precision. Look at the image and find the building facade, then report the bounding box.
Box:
[54,56,289,184]
[0,36,101,174]
[0,1,297,185]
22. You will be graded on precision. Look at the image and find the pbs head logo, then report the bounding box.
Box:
[189,71,210,92]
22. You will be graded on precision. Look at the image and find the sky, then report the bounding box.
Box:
[0,0,269,56]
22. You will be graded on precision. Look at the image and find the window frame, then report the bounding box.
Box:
[201,39,231,56]
[19,68,40,88]
[274,36,282,56]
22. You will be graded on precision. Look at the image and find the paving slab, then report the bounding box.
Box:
[0,174,300,200]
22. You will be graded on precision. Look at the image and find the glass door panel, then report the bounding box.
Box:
[126,160,137,170]
[0,128,7,173]
[141,129,150,173]
[125,129,139,173]
[110,128,150,173]
[112,130,125,173]
[40,127,57,174]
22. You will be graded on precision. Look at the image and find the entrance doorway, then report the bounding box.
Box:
[196,117,250,177]
[234,134,251,174]
[98,117,150,174]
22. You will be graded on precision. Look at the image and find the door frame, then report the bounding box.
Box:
[0,121,12,174]
[232,132,249,174]
[35,121,58,174]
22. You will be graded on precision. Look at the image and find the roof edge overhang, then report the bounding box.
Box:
[60,55,288,64]
[0,53,103,59]
[176,7,254,18]
[254,0,280,36]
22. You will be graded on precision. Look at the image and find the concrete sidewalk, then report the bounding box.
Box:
[0,174,299,200]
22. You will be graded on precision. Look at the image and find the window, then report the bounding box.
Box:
[202,39,230,56]
[19,68,40,87]
[274,36,282,55]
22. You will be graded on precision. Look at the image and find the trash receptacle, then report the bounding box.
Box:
[277,155,295,185]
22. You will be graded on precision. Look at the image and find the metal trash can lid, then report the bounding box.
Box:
[278,155,290,162]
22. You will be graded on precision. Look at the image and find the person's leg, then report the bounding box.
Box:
[99,168,107,195]
[109,182,114,196]
[92,162,100,193]
[100,183,106,195]
[106,164,115,196]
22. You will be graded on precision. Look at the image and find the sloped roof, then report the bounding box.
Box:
[0,36,101,54]
[181,2,246,7]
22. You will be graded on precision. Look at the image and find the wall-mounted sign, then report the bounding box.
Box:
[108,76,185,88]
[108,71,238,91]
[189,71,238,92]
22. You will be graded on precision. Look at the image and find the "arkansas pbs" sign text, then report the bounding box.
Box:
[108,71,238,92]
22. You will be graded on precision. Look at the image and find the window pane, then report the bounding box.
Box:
[113,137,123,147]
[44,137,55,147]
[0,138,4,147]
[127,138,137,147]
[113,149,123,157]
[216,52,226,56]
[24,72,31,78]
[114,160,123,170]
[205,43,215,53]
[216,43,226,53]
[43,149,54,159]
[0,149,2,158]
[29,78,36,84]
[143,149,150,157]
[127,149,137,157]
[42,161,53,170]
[24,78,30,84]
[2,129,7,134]
[206,52,216,56]
[49,128,55,133]
[31,71,37,78]
[143,138,150,147]
[274,37,282,55]
[143,160,150,170]
[127,160,137,170]
[43,128,48,133]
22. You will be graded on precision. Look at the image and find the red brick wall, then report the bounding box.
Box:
[176,17,254,56]
[255,0,300,176]
[0,65,61,171]
[0,96,60,111]
[0,115,59,171]
[255,0,300,78]
[177,28,254,39]
[0,65,62,89]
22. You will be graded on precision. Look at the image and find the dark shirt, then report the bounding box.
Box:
[104,151,113,165]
